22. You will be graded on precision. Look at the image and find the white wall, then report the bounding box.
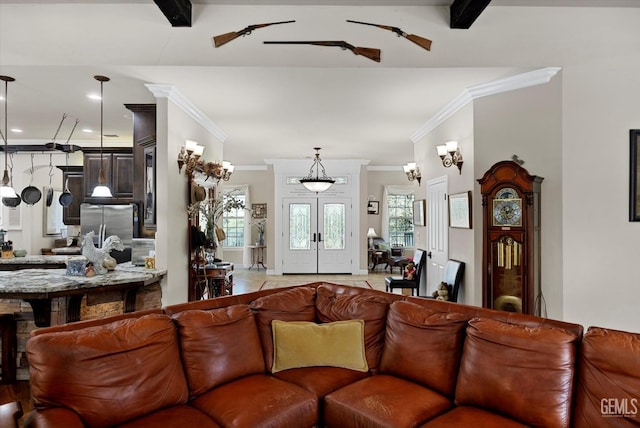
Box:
[414,103,475,305]
[154,94,225,306]
[563,62,640,331]
[474,75,563,319]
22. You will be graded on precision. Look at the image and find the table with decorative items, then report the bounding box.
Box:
[0,260,166,327]
[189,262,234,301]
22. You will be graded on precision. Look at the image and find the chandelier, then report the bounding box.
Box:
[300,147,335,193]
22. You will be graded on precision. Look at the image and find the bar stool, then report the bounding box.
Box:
[0,314,17,384]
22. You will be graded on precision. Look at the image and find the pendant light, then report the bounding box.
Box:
[299,147,335,193]
[91,75,113,197]
[0,75,18,199]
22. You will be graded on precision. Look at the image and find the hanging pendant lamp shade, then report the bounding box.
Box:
[91,75,113,198]
[0,75,17,199]
[300,147,335,193]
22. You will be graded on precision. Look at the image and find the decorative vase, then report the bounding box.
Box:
[258,231,265,246]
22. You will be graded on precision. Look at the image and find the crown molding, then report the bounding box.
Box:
[409,67,561,143]
[145,83,228,142]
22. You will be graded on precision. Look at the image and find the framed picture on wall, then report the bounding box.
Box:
[413,199,425,226]
[367,201,379,215]
[449,191,472,229]
[630,130,640,221]
[252,203,267,219]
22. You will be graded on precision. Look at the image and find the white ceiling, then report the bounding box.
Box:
[0,1,638,167]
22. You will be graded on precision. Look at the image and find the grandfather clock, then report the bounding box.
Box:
[478,161,543,316]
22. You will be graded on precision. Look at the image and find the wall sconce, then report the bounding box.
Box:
[178,140,205,175]
[403,162,421,185]
[436,140,463,174]
[177,140,234,182]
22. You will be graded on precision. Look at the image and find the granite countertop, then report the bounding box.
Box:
[0,255,77,265]
[0,261,167,296]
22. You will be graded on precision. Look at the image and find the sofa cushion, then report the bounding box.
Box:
[271,319,368,373]
[380,300,467,397]
[274,366,369,398]
[172,305,265,396]
[324,374,452,428]
[249,286,316,372]
[315,284,395,373]
[117,405,220,427]
[573,326,640,427]
[192,374,318,428]
[421,406,528,428]
[455,317,579,428]
[26,314,189,428]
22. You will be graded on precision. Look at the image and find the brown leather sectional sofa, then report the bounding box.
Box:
[22,282,640,427]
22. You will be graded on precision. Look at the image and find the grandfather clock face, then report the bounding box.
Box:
[492,187,523,227]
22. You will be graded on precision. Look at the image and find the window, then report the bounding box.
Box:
[222,193,246,247]
[387,193,414,247]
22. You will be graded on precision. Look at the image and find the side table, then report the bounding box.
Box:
[248,245,266,270]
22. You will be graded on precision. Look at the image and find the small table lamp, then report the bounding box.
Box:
[367,227,377,249]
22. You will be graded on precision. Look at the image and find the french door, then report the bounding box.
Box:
[282,197,351,274]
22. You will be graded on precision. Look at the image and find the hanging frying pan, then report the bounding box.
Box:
[59,178,73,207]
[46,154,54,207]
[21,154,42,205]
[2,196,21,208]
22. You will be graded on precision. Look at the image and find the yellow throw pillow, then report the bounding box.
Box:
[271,319,369,373]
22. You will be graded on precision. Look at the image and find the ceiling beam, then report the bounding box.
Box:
[153,0,192,27]
[450,0,492,29]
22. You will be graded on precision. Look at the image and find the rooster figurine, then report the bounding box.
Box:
[81,231,124,275]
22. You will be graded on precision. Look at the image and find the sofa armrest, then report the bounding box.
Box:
[24,409,84,428]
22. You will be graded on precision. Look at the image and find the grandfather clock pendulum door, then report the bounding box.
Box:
[478,161,543,316]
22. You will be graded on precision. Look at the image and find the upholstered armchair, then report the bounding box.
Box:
[369,237,406,272]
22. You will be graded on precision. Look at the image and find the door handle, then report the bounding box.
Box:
[312,233,317,242]
[427,251,432,259]
[318,233,322,242]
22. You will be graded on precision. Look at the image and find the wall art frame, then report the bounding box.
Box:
[630,130,640,221]
[449,191,472,229]
[413,199,425,226]
[367,200,379,215]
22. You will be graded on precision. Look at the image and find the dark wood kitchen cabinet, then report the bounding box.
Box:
[83,147,134,203]
[56,165,84,225]
[126,104,157,238]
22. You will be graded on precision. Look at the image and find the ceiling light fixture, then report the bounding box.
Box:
[91,75,113,197]
[0,75,18,199]
[300,147,335,193]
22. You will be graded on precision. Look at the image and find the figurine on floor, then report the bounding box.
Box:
[81,231,124,275]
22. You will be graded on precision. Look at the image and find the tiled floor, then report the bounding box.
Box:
[232,266,393,295]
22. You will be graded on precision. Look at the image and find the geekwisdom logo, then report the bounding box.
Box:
[601,398,638,418]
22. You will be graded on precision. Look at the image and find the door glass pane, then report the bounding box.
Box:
[289,203,311,250]
[323,203,345,250]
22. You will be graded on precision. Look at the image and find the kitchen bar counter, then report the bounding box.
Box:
[0,255,74,270]
[0,262,166,326]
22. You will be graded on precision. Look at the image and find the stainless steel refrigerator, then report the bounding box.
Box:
[80,203,136,262]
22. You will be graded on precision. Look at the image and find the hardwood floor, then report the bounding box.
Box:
[12,266,396,426]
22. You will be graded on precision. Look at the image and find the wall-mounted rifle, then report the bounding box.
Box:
[263,41,381,63]
[213,20,295,47]
[346,20,432,52]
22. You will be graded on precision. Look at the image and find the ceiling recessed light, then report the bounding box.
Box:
[87,93,101,101]
[10,128,23,133]
[82,128,93,133]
